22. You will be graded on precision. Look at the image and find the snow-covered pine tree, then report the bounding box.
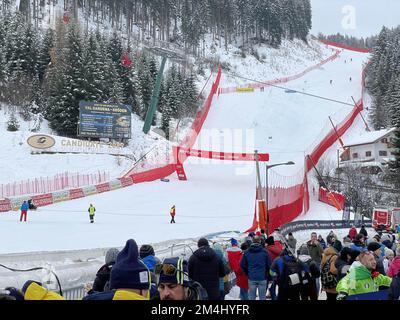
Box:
[37,28,55,83]
[7,112,20,131]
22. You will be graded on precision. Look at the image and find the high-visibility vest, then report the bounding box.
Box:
[89,206,96,215]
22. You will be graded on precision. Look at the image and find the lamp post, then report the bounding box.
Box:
[265,161,295,235]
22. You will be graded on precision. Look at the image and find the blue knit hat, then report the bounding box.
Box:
[230,238,238,246]
[158,257,190,287]
[110,239,150,290]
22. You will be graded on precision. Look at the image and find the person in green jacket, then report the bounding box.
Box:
[336,251,392,299]
[88,204,96,223]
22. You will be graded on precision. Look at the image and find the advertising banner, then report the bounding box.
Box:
[69,188,85,200]
[32,194,53,207]
[0,199,11,212]
[52,190,70,203]
[78,101,132,139]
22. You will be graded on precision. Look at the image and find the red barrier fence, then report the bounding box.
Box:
[123,67,222,179]
[248,42,370,233]
[219,49,340,94]
[319,40,372,53]
[0,171,109,199]
[319,187,345,210]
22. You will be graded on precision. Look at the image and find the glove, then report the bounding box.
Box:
[336,292,348,300]
[371,271,380,278]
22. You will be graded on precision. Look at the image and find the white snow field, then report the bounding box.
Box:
[0,47,369,254]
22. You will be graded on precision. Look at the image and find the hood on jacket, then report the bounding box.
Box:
[347,261,372,281]
[194,246,217,262]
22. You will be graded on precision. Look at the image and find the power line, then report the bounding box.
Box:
[225,72,355,107]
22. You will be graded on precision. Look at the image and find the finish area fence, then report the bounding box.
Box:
[0,171,110,199]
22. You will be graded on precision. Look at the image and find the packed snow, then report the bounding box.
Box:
[0,47,369,255]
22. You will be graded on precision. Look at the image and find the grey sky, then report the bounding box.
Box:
[310,0,400,38]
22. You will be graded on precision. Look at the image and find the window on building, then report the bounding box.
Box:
[391,152,396,156]
[381,138,388,143]
[365,151,372,157]
[379,151,387,157]
[353,153,358,159]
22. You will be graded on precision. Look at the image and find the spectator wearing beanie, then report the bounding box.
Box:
[348,226,358,240]
[367,242,386,275]
[227,238,249,300]
[359,225,368,238]
[84,239,152,300]
[387,246,400,278]
[265,236,282,262]
[240,236,271,300]
[92,248,119,292]
[188,238,226,300]
[140,244,161,283]
[156,257,207,300]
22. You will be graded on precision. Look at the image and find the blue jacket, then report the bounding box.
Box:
[350,243,365,252]
[142,255,157,272]
[21,202,29,211]
[271,254,309,278]
[240,243,271,281]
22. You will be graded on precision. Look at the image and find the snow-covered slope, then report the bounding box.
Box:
[0,47,369,254]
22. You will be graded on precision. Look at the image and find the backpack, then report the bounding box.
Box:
[321,256,338,289]
[280,256,310,289]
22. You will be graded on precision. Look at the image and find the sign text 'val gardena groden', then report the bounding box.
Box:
[78,101,132,139]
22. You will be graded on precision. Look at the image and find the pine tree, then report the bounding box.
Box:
[7,112,20,131]
[37,28,54,83]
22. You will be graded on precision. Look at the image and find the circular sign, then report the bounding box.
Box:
[27,135,56,149]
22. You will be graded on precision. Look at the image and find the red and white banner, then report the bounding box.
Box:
[176,147,269,162]
[95,183,111,193]
[69,188,85,200]
[118,177,134,187]
[0,199,11,212]
[32,193,53,207]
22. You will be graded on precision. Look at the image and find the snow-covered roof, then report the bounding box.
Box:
[344,128,396,147]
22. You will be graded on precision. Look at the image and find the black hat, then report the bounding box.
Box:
[367,242,381,252]
[266,236,275,246]
[139,245,155,259]
[110,239,150,290]
[197,238,209,248]
[158,257,190,287]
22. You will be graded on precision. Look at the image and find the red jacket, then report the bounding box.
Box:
[349,227,358,240]
[266,242,283,262]
[388,256,400,278]
[227,247,248,289]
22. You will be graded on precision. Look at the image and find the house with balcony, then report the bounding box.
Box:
[340,128,397,165]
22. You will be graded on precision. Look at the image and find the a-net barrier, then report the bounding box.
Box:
[1,43,370,235]
[246,42,370,233]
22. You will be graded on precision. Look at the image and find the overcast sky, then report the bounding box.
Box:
[310,0,400,38]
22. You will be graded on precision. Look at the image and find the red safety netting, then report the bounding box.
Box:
[319,187,345,210]
[123,67,222,180]
[319,40,372,53]
[219,49,340,94]
[245,42,370,233]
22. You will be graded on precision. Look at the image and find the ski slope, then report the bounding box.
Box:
[0,48,370,254]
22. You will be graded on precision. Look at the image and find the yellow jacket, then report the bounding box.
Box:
[24,282,64,300]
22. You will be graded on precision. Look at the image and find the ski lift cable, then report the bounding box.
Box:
[225,72,355,107]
